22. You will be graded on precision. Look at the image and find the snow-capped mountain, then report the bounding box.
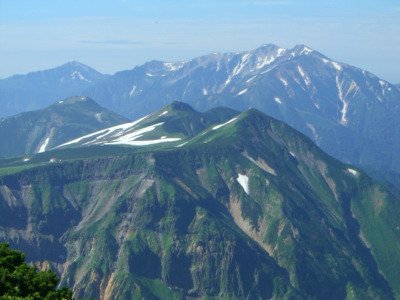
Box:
[82,44,400,187]
[0,61,108,117]
[85,43,399,122]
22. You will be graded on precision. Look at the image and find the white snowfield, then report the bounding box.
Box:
[347,168,358,176]
[56,114,181,148]
[237,88,248,96]
[237,173,250,195]
[38,136,50,153]
[212,117,237,130]
[297,65,311,86]
[70,71,91,82]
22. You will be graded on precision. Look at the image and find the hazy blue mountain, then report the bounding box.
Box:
[0,96,128,158]
[0,103,399,299]
[0,62,108,117]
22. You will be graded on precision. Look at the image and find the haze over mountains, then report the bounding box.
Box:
[1,103,399,299]
[1,43,399,189]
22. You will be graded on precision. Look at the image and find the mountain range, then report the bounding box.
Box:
[1,43,399,189]
[0,102,400,299]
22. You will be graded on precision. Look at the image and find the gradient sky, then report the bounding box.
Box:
[1,0,399,82]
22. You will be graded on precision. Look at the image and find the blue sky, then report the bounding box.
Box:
[1,0,399,82]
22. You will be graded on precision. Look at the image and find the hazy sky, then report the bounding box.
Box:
[1,0,399,82]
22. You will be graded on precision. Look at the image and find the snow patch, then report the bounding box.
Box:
[289,151,296,157]
[58,100,64,104]
[38,136,50,153]
[202,88,208,96]
[129,85,137,96]
[237,88,248,96]
[159,110,168,116]
[23,157,30,162]
[146,73,156,77]
[256,55,275,69]
[274,97,282,104]
[379,80,388,96]
[71,71,91,82]
[299,46,313,55]
[347,168,358,176]
[163,61,187,71]
[236,173,250,195]
[212,117,237,130]
[175,141,189,147]
[279,77,288,87]
[297,66,311,86]
[56,115,149,148]
[106,137,181,146]
[246,75,257,83]
[222,53,251,88]
[277,48,286,56]
[103,122,163,144]
[256,47,286,69]
[95,113,102,122]
[306,123,319,142]
[331,61,342,71]
[336,77,349,125]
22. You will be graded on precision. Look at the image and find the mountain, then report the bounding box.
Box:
[0,62,108,117]
[3,45,399,188]
[81,44,400,188]
[0,103,399,299]
[0,96,128,158]
[55,101,238,150]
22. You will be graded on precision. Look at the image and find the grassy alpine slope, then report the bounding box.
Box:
[0,104,399,299]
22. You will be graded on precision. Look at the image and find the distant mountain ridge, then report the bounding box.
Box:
[0,96,128,158]
[0,62,109,117]
[82,43,399,188]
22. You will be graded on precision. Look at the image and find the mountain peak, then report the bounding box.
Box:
[252,43,285,56]
[55,95,97,106]
[62,61,89,68]
[166,101,197,112]
[291,44,315,55]
[256,43,281,51]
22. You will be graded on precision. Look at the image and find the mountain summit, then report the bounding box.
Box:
[0,62,108,117]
